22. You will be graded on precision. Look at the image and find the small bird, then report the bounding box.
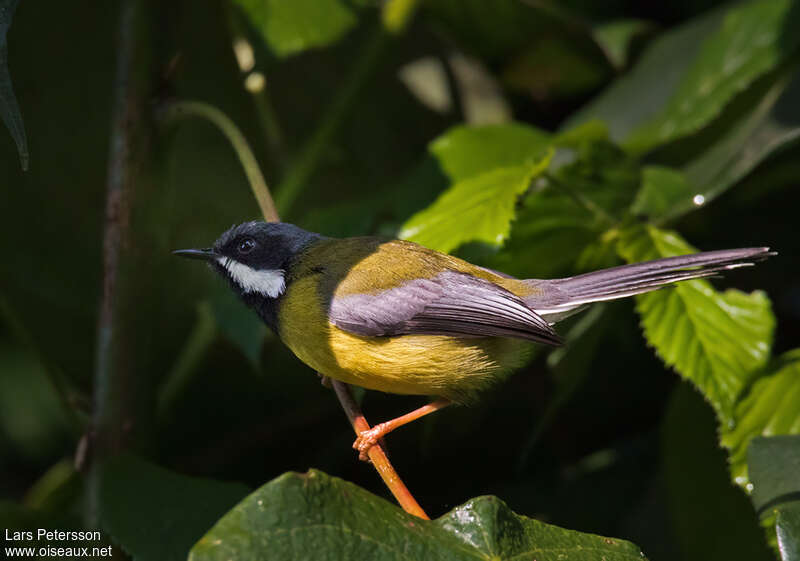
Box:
[175,221,772,460]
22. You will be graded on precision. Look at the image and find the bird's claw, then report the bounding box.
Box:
[353,424,386,462]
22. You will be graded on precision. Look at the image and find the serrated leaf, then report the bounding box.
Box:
[617,225,774,423]
[98,453,250,561]
[0,0,28,169]
[234,0,359,58]
[190,469,647,561]
[626,0,800,152]
[722,352,800,488]
[484,185,602,279]
[429,123,550,181]
[399,164,547,253]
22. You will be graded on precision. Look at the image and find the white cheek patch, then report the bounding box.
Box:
[218,258,286,298]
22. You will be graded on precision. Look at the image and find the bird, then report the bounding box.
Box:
[174,221,773,460]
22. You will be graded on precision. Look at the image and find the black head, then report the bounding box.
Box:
[174,221,322,302]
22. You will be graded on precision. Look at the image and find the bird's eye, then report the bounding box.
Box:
[237,237,256,254]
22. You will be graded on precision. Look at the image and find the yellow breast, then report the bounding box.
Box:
[277,275,532,403]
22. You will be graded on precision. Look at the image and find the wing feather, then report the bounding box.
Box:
[329,270,561,345]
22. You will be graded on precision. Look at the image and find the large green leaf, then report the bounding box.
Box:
[617,225,774,423]
[190,469,647,561]
[563,5,725,141]
[626,0,800,152]
[428,123,551,181]
[234,0,359,58]
[98,453,250,561]
[722,351,800,488]
[399,124,553,253]
[0,0,27,169]
[399,165,546,253]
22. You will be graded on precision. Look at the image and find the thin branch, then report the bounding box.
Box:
[89,0,159,525]
[161,100,279,222]
[333,381,429,519]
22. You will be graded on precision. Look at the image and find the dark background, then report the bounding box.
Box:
[1,1,798,560]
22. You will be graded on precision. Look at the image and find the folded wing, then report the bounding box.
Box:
[329,270,562,346]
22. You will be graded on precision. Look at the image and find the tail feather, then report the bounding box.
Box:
[525,247,774,322]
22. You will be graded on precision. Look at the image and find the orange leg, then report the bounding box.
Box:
[353,399,451,461]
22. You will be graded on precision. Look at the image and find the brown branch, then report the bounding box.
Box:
[332,381,429,519]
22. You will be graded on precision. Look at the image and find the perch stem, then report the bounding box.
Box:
[332,381,430,519]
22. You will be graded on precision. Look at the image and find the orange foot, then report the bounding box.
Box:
[353,423,389,462]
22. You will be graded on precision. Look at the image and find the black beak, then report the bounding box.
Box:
[172,248,219,261]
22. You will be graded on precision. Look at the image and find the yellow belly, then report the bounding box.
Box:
[278,277,531,403]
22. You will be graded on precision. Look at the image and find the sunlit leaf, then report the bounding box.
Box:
[428,123,550,181]
[234,0,359,58]
[399,164,547,253]
[627,0,800,152]
[722,351,800,488]
[0,0,28,169]
[617,225,774,423]
[190,469,647,561]
[399,124,553,253]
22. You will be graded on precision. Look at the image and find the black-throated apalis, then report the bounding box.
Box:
[175,221,772,460]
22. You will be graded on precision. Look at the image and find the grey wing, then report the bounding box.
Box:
[329,271,562,346]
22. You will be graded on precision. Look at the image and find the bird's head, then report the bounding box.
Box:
[174,221,321,300]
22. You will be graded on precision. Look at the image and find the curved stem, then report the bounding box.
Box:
[161,100,279,222]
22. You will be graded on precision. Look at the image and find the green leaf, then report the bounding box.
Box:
[676,69,800,220]
[777,502,800,561]
[484,185,602,279]
[592,19,655,70]
[399,164,546,253]
[399,124,553,253]
[627,0,800,152]
[722,352,800,488]
[428,123,551,182]
[747,435,800,560]
[234,0,359,58]
[631,165,695,218]
[563,6,725,141]
[98,453,250,561]
[617,225,774,423]
[0,0,28,169]
[190,469,647,561]
[748,435,800,513]
[662,384,773,561]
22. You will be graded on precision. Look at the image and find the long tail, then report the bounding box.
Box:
[525,247,774,322]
